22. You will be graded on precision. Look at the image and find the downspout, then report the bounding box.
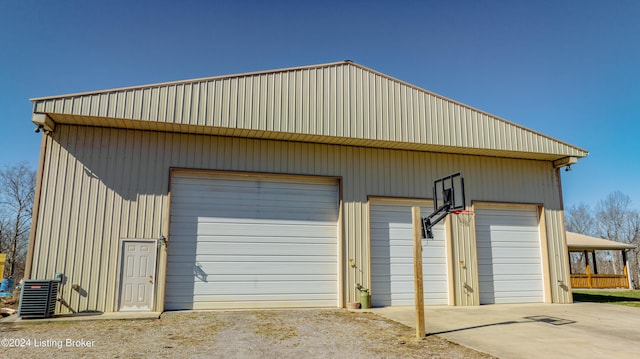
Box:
[23,131,48,279]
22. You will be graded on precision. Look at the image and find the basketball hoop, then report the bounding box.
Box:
[422,172,468,238]
[451,209,474,215]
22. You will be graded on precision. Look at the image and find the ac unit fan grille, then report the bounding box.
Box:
[18,280,59,319]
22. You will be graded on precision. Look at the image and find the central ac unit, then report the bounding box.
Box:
[18,280,59,319]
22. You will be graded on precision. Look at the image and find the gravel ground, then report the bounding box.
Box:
[0,309,494,358]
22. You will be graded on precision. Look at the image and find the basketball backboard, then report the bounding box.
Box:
[433,172,465,212]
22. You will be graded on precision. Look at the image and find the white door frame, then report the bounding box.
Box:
[116,239,158,311]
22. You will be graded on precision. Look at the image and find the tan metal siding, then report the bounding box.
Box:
[31,124,571,313]
[449,210,479,306]
[32,62,587,160]
[544,207,572,303]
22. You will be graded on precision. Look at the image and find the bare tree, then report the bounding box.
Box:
[0,162,36,279]
[565,203,596,235]
[594,191,640,287]
[565,203,596,273]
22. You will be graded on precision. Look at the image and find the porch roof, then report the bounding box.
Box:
[567,232,637,251]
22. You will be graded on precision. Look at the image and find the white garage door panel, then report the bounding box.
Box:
[165,174,339,310]
[167,256,337,267]
[490,280,542,290]
[191,243,337,256]
[477,237,540,246]
[166,261,337,277]
[173,180,336,205]
[188,281,336,294]
[370,202,448,307]
[196,223,336,237]
[476,206,544,304]
[169,295,340,310]
[479,252,540,263]
[191,235,332,244]
[167,273,335,283]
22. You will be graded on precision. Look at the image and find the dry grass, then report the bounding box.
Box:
[1,309,494,358]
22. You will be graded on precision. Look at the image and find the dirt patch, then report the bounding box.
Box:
[250,311,298,341]
[0,309,494,358]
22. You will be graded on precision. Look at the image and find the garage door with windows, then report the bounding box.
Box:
[475,205,544,304]
[165,172,339,310]
[370,201,449,307]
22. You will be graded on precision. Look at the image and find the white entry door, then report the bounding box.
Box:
[118,240,157,311]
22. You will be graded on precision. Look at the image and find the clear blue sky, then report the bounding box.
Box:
[1,0,639,210]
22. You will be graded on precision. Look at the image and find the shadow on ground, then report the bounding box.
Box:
[427,315,576,336]
[573,293,640,303]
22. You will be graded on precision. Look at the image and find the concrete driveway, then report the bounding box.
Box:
[373,302,639,359]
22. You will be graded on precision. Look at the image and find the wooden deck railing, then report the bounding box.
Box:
[571,265,629,289]
[0,253,5,278]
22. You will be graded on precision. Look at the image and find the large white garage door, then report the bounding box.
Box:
[370,202,448,306]
[165,172,339,310]
[476,206,544,304]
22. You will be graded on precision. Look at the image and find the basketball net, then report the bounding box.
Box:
[451,209,474,225]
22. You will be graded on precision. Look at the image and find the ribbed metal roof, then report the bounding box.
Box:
[31,61,588,161]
